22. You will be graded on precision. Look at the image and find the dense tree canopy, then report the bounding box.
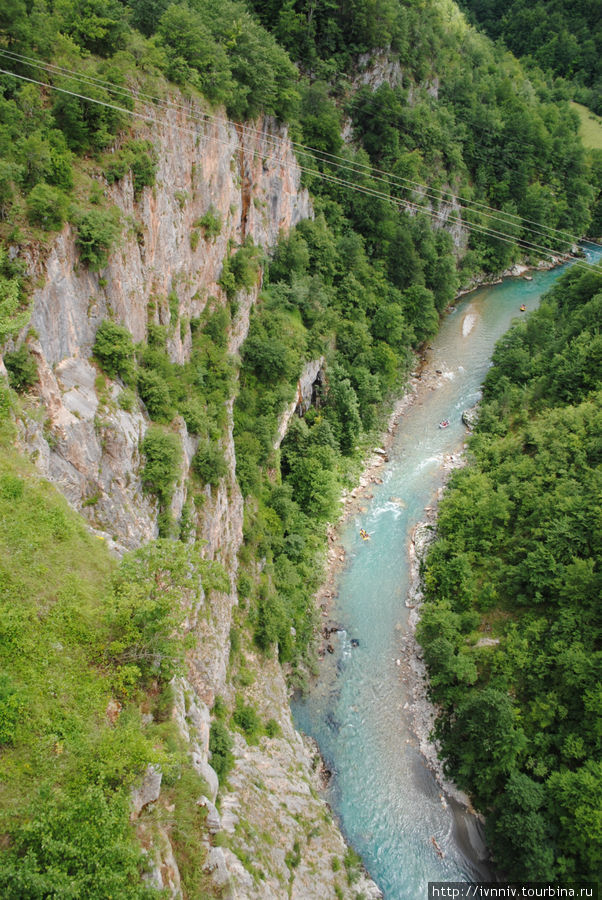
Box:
[460,0,602,114]
[418,264,602,881]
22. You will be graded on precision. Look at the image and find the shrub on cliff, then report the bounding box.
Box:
[219,239,261,300]
[140,426,181,506]
[192,441,228,488]
[232,696,262,741]
[137,368,172,421]
[93,320,136,383]
[4,345,38,392]
[195,206,222,241]
[73,206,121,271]
[180,398,208,436]
[209,720,234,781]
[104,140,157,201]
[26,183,68,231]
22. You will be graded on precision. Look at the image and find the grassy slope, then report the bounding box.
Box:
[571,102,602,150]
[0,391,218,896]
[0,409,117,816]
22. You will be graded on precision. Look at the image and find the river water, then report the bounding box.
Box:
[291,245,602,899]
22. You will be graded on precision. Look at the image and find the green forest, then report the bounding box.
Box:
[0,0,601,893]
[460,0,602,114]
[0,0,601,269]
[418,265,602,881]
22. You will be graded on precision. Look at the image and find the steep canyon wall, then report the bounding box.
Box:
[12,100,381,898]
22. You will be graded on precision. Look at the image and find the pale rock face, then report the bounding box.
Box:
[198,796,221,834]
[18,348,156,549]
[172,677,219,804]
[462,405,480,430]
[203,847,232,891]
[274,357,325,450]
[356,51,404,90]
[131,764,163,818]
[28,110,311,368]
[139,822,183,898]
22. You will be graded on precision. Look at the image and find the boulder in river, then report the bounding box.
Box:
[462,406,479,430]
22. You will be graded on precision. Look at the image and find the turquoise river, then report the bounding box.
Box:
[291,245,602,899]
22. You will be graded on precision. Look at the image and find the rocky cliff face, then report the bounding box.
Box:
[203,655,382,900]
[13,100,381,898]
[18,106,311,550]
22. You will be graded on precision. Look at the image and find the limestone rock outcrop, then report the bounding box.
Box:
[18,108,310,549]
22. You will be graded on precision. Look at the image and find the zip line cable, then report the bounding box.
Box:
[0,48,602,255]
[2,61,598,276]
[2,46,600,255]
[1,63,601,276]
[0,48,602,252]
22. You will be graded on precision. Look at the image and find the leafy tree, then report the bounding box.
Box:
[0,160,22,220]
[137,368,172,420]
[387,228,423,291]
[0,786,155,899]
[286,450,339,519]
[0,248,28,344]
[52,77,129,154]
[547,761,602,880]
[105,540,203,682]
[140,426,181,507]
[487,772,555,879]
[128,0,170,36]
[73,206,121,271]
[460,0,602,113]
[157,3,234,103]
[242,313,303,384]
[326,372,361,455]
[3,345,37,392]
[18,132,52,189]
[27,181,63,228]
[254,588,289,654]
[443,688,527,806]
[54,0,129,56]
[192,441,228,488]
[298,81,343,155]
[371,304,411,352]
[401,285,438,346]
[93,320,136,383]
